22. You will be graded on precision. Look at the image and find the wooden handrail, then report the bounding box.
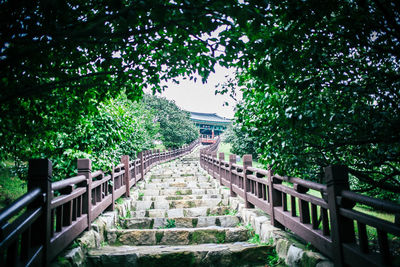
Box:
[200,150,400,266]
[0,138,200,266]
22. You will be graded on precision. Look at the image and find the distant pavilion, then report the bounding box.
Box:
[189,111,231,144]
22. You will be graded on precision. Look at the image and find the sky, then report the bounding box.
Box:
[154,65,240,119]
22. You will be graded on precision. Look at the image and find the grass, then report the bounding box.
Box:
[158,219,176,229]
[154,143,166,151]
[217,142,264,168]
[218,142,397,245]
[138,192,144,201]
[0,162,27,210]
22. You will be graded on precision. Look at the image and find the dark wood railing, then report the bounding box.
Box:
[200,150,400,267]
[0,140,199,266]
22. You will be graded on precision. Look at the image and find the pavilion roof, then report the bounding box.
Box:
[189,111,231,124]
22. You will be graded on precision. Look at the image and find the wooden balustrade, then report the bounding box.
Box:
[0,139,199,266]
[200,149,400,267]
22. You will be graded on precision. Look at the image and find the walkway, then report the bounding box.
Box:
[86,147,271,266]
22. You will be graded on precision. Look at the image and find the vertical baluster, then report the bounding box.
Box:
[295,184,310,224]
[72,198,77,221]
[282,193,287,211]
[219,152,224,185]
[357,221,368,253]
[110,165,115,211]
[63,201,72,227]
[311,204,318,229]
[377,230,390,265]
[56,206,63,232]
[51,209,55,236]
[20,227,31,260]
[263,184,267,201]
[6,240,18,266]
[321,207,330,236]
[78,195,82,217]
[291,196,297,217]
[229,155,237,197]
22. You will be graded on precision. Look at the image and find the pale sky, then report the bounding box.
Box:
[156,65,240,119]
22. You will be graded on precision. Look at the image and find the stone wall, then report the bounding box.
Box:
[51,191,140,267]
[229,195,334,267]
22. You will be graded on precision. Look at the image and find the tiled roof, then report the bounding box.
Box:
[189,111,231,123]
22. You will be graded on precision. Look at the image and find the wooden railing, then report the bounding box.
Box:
[0,140,199,266]
[200,150,400,267]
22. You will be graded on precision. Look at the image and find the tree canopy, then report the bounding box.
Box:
[1,0,399,197]
[143,95,198,148]
[225,0,400,198]
[0,0,236,161]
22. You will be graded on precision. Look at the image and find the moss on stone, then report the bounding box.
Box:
[215,231,226,244]
[192,218,198,228]
[137,251,197,267]
[166,196,183,200]
[188,201,195,208]
[155,232,164,244]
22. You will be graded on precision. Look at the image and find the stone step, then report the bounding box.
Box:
[133,198,227,211]
[120,215,241,229]
[140,188,222,196]
[147,176,210,183]
[140,182,215,190]
[130,206,231,218]
[87,243,273,267]
[141,194,228,202]
[106,226,249,246]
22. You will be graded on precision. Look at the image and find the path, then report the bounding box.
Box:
[86,147,271,266]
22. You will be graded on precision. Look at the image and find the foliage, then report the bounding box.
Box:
[5,93,158,181]
[0,163,26,209]
[143,95,198,148]
[222,0,400,199]
[165,219,176,229]
[223,123,259,160]
[0,0,237,175]
[2,0,399,199]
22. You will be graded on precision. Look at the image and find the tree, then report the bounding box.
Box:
[9,93,158,180]
[143,95,198,148]
[0,0,238,162]
[223,123,258,160]
[223,0,400,199]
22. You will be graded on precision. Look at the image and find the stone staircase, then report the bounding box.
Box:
[86,148,272,266]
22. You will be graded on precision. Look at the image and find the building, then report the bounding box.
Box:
[189,111,231,144]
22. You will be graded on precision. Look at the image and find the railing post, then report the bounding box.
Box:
[267,165,284,228]
[139,151,145,181]
[121,155,131,198]
[325,165,355,267]
[243,154,254,208]
[212,152,217,178]
[78,158,92,229]
[28,159,52,266]
[110,165,115,211]
[219,152,224,185]
[229,154,237,197]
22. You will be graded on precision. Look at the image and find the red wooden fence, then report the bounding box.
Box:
[200,145,400,267]
[0,140,199,266]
